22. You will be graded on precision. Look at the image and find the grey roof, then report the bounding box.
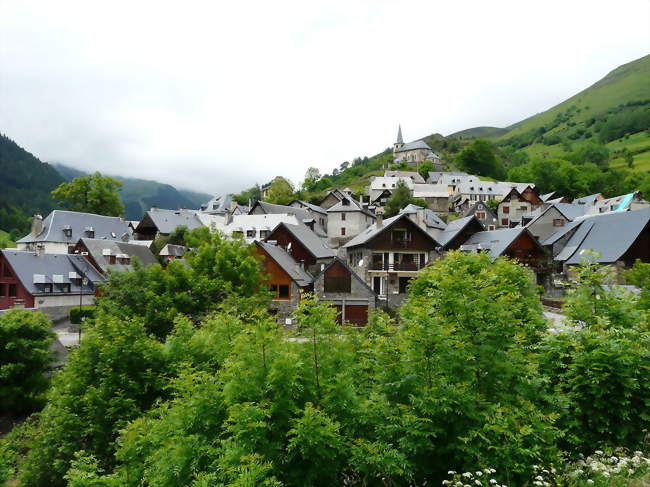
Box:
[400,204,447,230]
[139,208,203,235]
[78,238,158,273]
[1,249,105,296]
[553,207,650,265]
[251,201,311,220]
[200,194,232,214]
[290,200,327,215]
[461,227,537,257]
[573,193,603,205]
[257,241,313,287]
[17,210,131,245]
[394,139,431,153]
[540,192,559,202]
[463,201,496,219]
[396,125,403,145]
[269,222,335,259]
[327,196,375,218]
[384,171,426,184]
[343,213,438,248]
[437,215,483,248]
[160,244,187,257]
[427,171,467,184]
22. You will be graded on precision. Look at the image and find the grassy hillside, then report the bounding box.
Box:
[53,163,211,221]
[448,126,508,138]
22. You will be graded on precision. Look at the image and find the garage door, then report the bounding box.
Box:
[334,305,368,326]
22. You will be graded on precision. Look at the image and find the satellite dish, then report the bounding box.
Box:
[287,242,292,252]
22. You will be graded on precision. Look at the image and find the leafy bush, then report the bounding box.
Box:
[69,306,96,325]
[0,309,55,415]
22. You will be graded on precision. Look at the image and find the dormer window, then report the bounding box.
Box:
[342,199,350,206]
[63,225,72,238]
[85,226,95,238]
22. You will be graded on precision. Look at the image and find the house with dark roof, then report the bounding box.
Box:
[543,208,650,275]
[523,203,589,241]
[326,194,376,248]
[436,215,485,250]
[134,208,203,240]
[399,204,447,240]
[313,258,376,326]
[249,201,326,237]
[289,199,328,230]
[343,213,441,306]
[265,222,335,274]
[383,170,426,184]
[464,201,498,231]
[199,194,234,216]
[0,249,105,310]
[497,186,542,228]
[17,211,132,254]
[255,240,313,324]
[319,188,353,210]
[72,238,158,274]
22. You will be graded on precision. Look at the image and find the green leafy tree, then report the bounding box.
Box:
[232,184,262,206]
[455,139,505,179]
[417,160,434,180]
[51,172,124,216]
[301,167,321,192]
[0,310,55,415]
[383,179,428,217]
[265,177,294,205]
[168,224,188,246]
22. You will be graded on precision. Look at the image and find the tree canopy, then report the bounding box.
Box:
[455,139,506,179]
[265,177,295,205]
[51,172,124,216]
[383,179,428,217]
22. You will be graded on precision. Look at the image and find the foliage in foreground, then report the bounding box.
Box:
[3,250,649,486]
[0,309,55,415]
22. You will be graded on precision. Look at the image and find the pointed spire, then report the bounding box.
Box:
[396,124,403,145]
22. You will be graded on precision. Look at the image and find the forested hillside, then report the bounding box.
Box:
[0,134,64,237]
[53,163,211,221]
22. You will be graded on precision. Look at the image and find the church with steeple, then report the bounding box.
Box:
[392,124,442,168]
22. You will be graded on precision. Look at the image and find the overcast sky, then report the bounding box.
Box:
[1,1,648,196]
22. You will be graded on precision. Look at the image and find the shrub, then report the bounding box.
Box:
[69,306,96,325]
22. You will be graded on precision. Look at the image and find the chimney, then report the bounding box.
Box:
[31,214,43,237]
[376,213,383,228]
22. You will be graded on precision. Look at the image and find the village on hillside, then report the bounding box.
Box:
[2,126,649,329]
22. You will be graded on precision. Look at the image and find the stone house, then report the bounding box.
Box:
[412,184,451,213]
[393,125,442,167]
[72,238,158,274]
[343,213,441,307]
[254,241,312,325]
[17,211,132,254]
[464,201,498,231]
[326,196,376,248]
[523,203,588,242]
[0,248,104,310]
[368,176,415,202]
[249,201,326,237]
[497,187,542,228]
[289,199,328,230]
[313,258,377,326]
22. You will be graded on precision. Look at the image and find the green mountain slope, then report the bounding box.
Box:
[52,163,211,221]
[448,126,508,138]
[0,134,64,235]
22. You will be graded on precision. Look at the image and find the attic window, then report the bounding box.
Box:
[342,199,350,206]
[85,226,95,238]
[63,225,72,237]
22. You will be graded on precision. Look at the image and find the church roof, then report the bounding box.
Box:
[394,139,431,153]
[396,125,403,145]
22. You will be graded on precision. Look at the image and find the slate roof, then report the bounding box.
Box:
[200,194,232,214]
[400,204,447,230]
[573,193,603,205]
[139,208,203,235]
[257,241,313,287]
[342,213,438,248]
[427,171,468,184]
[160,244,187,257]
[383,171,425,183]
[436,215,484,248]
[327,197,375,218]
[460,227,539,257]
[250,201,312,220]
[552,207,650,265]
[290,200,328,215]
[1,249,105,296]
[268,222,335,259]
[78,238,158,273]
[17,210,131,245]
[412,184,450,198]
[394,139,431,153]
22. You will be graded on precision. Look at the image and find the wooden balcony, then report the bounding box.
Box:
[369,261,426,272]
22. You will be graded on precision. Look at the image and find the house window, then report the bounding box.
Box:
[0,283,4,296]
[476,211,486,219]
[553,219,565,227]
[56,283,71,293]
[2,264,11,278]
[259,230,269,239]
[519,206,528,211]
[501,218,509,226]
[43,283,53,293]
[392,229,411,245]
[341,213,346,221]
[278,285,290,299]
[246,230,256,238]
[8,284,16,297]
[398,277,412,294]
[324,276,351,293]
[488,225,495,231]
[109,255,117,265]
[341,227,346,236]
[502,206,510,214]
[342,198,350,206]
